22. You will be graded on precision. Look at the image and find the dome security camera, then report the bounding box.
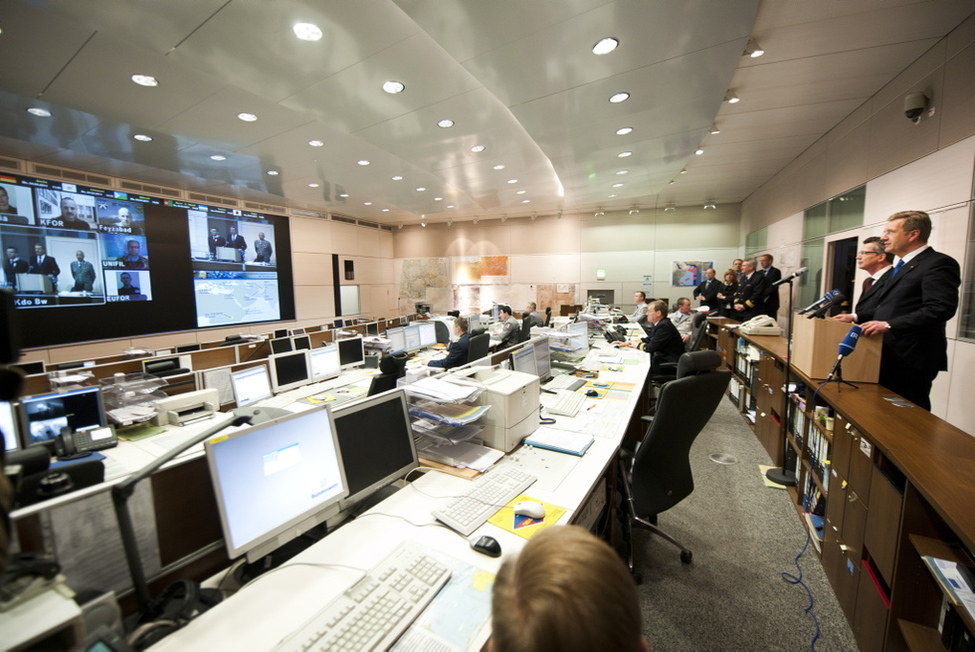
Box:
[904,91,928,124]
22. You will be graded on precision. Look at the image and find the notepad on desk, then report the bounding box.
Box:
[523,426,594,456]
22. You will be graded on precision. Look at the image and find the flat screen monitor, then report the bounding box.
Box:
[337,337,364,369]
[403,325,421,351]
[331,390,418,510]
[11,360,45,375]
[205,407,348,563]
[290,327,305,336]
[20,387,105,445]
[268,350,311,394]
[334,319,344,328]
[532,335,552,380]
[175,343,201,353]
[269,337,293,355]
[309,344,341,380]
[293,335,311,351]
[468,314,481,332]
[1,401,20,451]
[418,322,437,348]
[510,345,537,376]
[230,364,273,407]
[273,329,288,339]
[366,322,379,337]
[569,321,588,336]
[386,327,406,353]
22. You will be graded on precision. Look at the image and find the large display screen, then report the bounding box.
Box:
[0,173,294,347]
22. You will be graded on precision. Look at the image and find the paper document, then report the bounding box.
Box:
[523,426,594,456]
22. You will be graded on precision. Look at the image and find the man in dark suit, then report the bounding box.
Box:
[835,236,892,323]
[694,267,720,308]
[28,244,60,291]
[757,253,781,317]
[428,317,470,369]
[207,228,225,258]
[3,246,28,289]
[732,258,767,321]
[227,226,246,251]
[618,300,684,372]
[856,211,960,411]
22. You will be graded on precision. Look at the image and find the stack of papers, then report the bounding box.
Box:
[405,376,481,402]
[523,426,594,456]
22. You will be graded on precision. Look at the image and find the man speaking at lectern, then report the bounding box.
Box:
[851,211,959,411]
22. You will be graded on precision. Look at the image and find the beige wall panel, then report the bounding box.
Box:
[509,253,581,284]
[507,218,582,255]
[867,69,944,180]
[379,258,395,285]
[579,251,654,288]
[581,217,657,253]
[293,251,331,286]
[766,211,803,251]
[291,216,332,253]
[340,256,382,285]
[939,41,975,148]
[824,120,870,198]
[330,220,361,255]
[295,285,332,321]
[655,206,741,249]
[864,135,975,221]
[945,340,975,437]
[392,226,450,258]
[357,228,393,258]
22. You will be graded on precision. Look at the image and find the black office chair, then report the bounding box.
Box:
[367,373,399,396]
[543,306,552,327]
[379,351,408,378]
[618,350,730,578]
[650,312,710,386]
[468,332,490,362]
[518,317,532,343]
[144,359,190,378]
[434,320,450,344]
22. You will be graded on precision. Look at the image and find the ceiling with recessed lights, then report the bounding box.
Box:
[0,0,971,225]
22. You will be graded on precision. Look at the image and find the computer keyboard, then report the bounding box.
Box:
[260,371,373,408]
[546,374,586,392]
[433,466,537,536]
[273,540,450,652]
[546,389,586,417]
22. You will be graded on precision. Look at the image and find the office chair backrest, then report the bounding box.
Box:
[434,320,450,344]
[367,373,399,396]
[144,359,189,378]
[631,350,730,516]
[686,312,708,352]
[468,332,490,362]
[544,306,551,327]
[518,317,532,343]
[379,351,409,378]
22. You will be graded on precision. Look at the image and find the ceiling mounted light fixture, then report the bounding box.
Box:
[237,112,258,122]
[594,208,605,217]
[470,145,485,153]
[416,187,426,192]
[724,91,740,104]
[131,74,158,87]
[616,126,633,136]
[709,124,721,135]
[612,183,624,188]
[744,39,764,58]
[629,206,640,215]
[557,210,563,219]
[501,214,507,223]
[308,183,320,188]
[664,203,676,212]
[434,196,443,201]
[357,160,370,166]
[437,119,454,128]
[618,151,632,158]
[447,218,453,227]
[616,169,629,175]
[695,147,704,155]
[308,139,325,147]
[592,37,619,55]
[26,107,51,117]
[382,80,405,94]
[421,221,426,227]
[609,92,630,104]
[398,223,403,229]
[266,170,279,176]
[363,201,372,206]
[516,190,526,195]
[530,212,537,221]
[680,168,688,174]
[493,164,505,170]
[338,193,349,198]
[210,154,226,161]
[391,175,403,181]
[133,134,153,142]
[704,200,716,210]
[473,216,479,224]
[293,22,323,41]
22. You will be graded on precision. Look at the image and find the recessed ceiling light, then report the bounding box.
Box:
[695,148,704,155]
[437,119,454,128]
[493,164,505,170]
[609,92,630,104]
[608,194,617,198]
[293,22,323,41]
[618,151,632,158]
[364,202,372,206]
[507,179,517,184]
[308,183,320,188]
[446,205,455,209]
[470,145,485,153]
[357,160,370,166]
[744,39,764,58]
[616,126,633,135]
[237,112,258,122]
[592,37,619,55]
[416,187,426,192]
[709,125,721,135]
[434,197,443,201]
[133,134,153,142]
[210,154,226,161]
[522,199,530,204]
[382,208,390,212]
[308,139,325,147]
[266,170,279,175]
[680,168,688,174]
[516,190,526,195]
[26,107,51,117]
[382,80,405,94]
[391,175,403,181]
[612,183,624,188]
[131,74,158,87]
[616,169,629,175]
[339,193,349,198]
[724,91,740,104]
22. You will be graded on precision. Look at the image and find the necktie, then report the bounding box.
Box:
[862,277,874,294]
[890,259,905,277]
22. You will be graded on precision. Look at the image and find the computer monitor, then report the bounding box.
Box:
[11,360,45,375]
[532,335,552,380]
[1,401,20,451]
[468,314,481,332]
[568,321,588,337]
[230,364,273,407]
[269,337,293,355]
[334,319,344,328]
[337,337,364,369]
[205,407,348,563]
[386,327,406,353]
[331,389,418,511]
[403,325,421,351]
[510,345,537,376]
[418,322,437,348]
[290,327,306,336]
[273,328,288,339]
[175,343,202,353]
[309,344,341,380]
[20,387,106,445]
[268,350,312,394]
[366,322,379,337]
[293,335,311,351]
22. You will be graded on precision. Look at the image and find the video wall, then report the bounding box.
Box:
[0,173,294,347]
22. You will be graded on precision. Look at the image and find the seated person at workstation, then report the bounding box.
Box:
[497,304,520,348]
[668,297,693,343]
[616,300,685,372]
[427,317,470,369]
[490,525,648,652]
[525,302,544,327]
[629,290,649,327]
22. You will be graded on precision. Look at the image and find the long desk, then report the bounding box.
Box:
[5,339,649,650]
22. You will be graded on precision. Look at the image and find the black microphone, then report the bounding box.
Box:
[771,267,808,287]
[808,292,846,319]
[798,289,840,315]
[827,325,861,378]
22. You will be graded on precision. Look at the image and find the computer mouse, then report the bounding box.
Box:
[585,389,599,397]
[470,535,502,557]
[513,500,546,519]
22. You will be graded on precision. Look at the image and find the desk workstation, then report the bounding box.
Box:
[2,316,650,650]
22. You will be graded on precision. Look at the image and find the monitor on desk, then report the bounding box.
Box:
[417,322,437,348]
[468,314,481,332]
[269,337,293,355]
[532,335,552,380]
[568,321,588,337]
[337,337,364,369]
[290,327,305,336]
[268,350,312,394]
[205,407,348,563]
[1,401,21,451]
[403,325,421,351]
[331,389,418,512]
[510,345,537,376]
[20,386,106,445]
[175,343,201,353]
[11,360,45,375]
[309,344,341,380]
[386,327,406,353]
[230,364,273,407]
[293,335,311,351]
[366,322,379,337]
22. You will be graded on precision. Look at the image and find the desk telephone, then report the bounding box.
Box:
[55,424,118,460]
[738,315,783,336]
[603,325,628,343]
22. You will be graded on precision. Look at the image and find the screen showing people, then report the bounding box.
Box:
[0,172,295,346]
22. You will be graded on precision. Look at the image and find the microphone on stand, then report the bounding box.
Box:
[798,289,840,315]
[808,292,847,319]
[771,267,808,287]
[826,325,861,379]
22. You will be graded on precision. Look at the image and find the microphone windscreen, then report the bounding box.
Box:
[838,325,862,357]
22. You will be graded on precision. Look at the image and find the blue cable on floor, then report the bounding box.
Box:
[781,529,821,651]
